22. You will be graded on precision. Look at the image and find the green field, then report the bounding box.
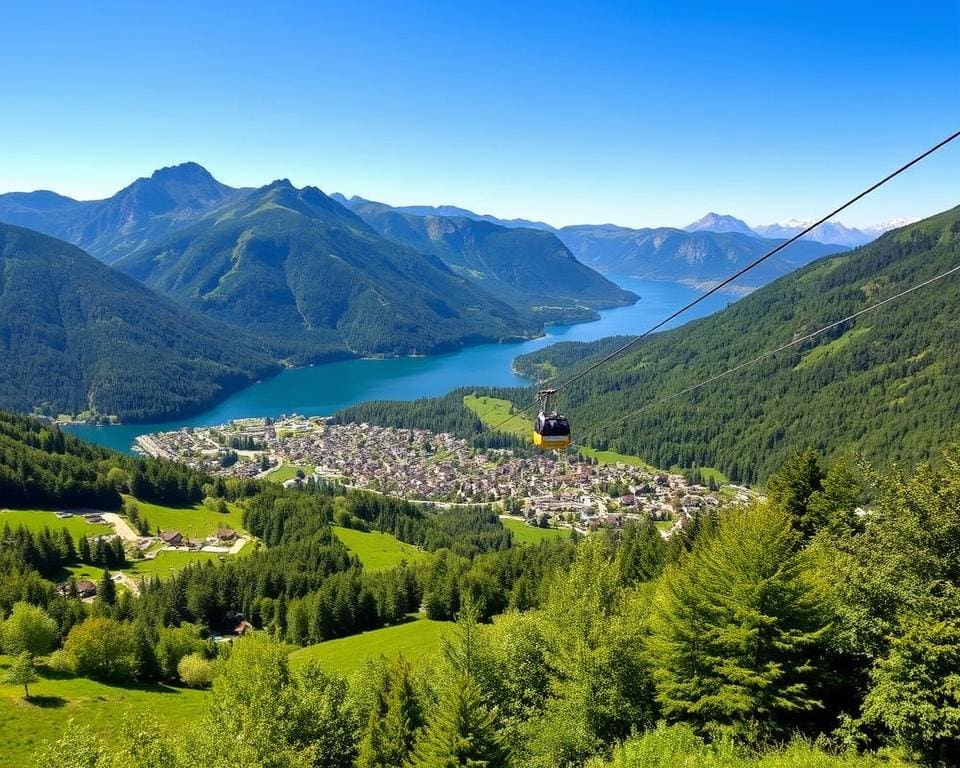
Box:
[264,464,315,483]
[125,496,246,538]
[0,509,112,538]
[464,395,531,436]
[289,617,449,675]
[0,655,208,768]
[500,516,570,544]
[332,527,428,572]
[61,547,244,582]
[578,446,655,470]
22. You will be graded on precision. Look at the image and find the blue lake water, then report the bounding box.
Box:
[65,276,734,453]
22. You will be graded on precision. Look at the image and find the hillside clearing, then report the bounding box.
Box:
[500,516,570,544]
[289,617,449,675]
[332,527,428,572]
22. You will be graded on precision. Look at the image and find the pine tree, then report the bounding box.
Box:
[408,672,505,768]
[767,448,825,538]
[97,570,117,606]
[648,503,827,741]
[79,535,91,564]
[57,527,77,562]
[132,621,161,682]
[357,655,423,768]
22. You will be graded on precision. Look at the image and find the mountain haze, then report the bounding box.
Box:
[557,224,845,289]
[0,224,278,421]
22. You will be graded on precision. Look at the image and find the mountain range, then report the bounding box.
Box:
[337,196,635,322]
[555,224,844,290]
[0,223,277,421]
[113,179,544,361]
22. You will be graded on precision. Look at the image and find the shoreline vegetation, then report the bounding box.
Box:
[46,299,636,427]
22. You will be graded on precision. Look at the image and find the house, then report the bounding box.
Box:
[75,579,97,598]
[160,530,183,546]
[232,619,254,636]
[216,528,237,542]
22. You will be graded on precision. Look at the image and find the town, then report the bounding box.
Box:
[136,416,753,534]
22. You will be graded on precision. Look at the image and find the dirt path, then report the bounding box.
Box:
[102,513,140,542]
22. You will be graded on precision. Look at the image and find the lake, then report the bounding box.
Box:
[65,276,734,453]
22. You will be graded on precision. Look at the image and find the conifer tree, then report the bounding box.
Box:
[97,569,117,606]
[648,503,826,741]
[357,655,423,768]
[78,534,91,564]
[408,672,505,768]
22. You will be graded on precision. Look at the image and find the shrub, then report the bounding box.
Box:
[177,653,215,688]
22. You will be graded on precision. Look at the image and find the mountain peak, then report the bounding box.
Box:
[148,161,217,185]
[683,212,755,236]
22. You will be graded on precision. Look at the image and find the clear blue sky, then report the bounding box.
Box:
[1,0,957,228]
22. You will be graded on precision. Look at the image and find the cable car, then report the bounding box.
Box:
[533,389,571,450]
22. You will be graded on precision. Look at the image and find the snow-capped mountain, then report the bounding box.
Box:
[753,219,874,248]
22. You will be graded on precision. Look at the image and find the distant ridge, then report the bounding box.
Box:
[683,212,755,236]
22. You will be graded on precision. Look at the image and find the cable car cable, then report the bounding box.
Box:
[575,261,960,448]
[487,128,960,434]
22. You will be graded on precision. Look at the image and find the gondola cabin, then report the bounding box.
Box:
[533,411,571,450]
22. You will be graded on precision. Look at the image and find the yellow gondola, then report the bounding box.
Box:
[533,389,571,450]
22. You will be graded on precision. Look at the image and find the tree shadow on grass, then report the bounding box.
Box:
[26,695,67,708]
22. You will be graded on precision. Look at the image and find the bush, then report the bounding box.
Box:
[46,649,76,675]
[177,653,215,688]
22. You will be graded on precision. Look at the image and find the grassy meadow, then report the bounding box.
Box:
[332,526,429,572]
[500,516,570,544]
[124,496,246,538]
[0,655,208,768]
[0,509,112,538]
[289,617,449,675]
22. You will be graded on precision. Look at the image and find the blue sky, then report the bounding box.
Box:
[1,1,957,228]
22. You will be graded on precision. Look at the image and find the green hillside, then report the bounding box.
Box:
[518,207,960,482]
[0,224,278,422]
[115,180,538,361]
[348,201,636,322]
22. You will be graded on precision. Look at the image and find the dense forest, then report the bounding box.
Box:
[0,224,278,422]
[0,410,214,508]
[10,440,960,767]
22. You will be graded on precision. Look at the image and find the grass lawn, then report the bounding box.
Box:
[464,395,531,436]
[60,550,234,581]
[125,496,246,538]
[578,446,656,470]
[0,655,208,768]
[264,464,315,483]
[289,617,449,675]
[332,527,429,572]
[0,509,112,538]
[500,516,570,544]
[655,520,675,532]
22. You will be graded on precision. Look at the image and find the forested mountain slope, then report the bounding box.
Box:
[556,224,845,287]
[0,163,246,263]
[115,180,537,360]
[517,207,960,482]
[0,224,278,421]
[345,199,636,322]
